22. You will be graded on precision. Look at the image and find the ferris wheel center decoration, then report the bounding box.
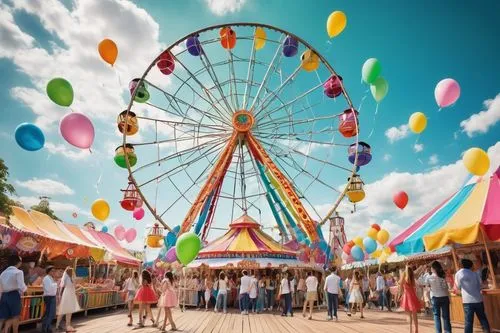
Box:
[118,23,367,259]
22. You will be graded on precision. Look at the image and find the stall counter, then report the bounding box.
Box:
[450,290,500,331]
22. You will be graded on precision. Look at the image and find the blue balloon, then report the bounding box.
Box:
[351,245,364,261]
[166,231,177,246]
[172,225,181,235]
[363,237,377,254]
[15,123,45,151]
[101,226,108,233]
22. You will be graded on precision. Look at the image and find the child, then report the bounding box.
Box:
[134,270,158,328]
[158,271,178,332]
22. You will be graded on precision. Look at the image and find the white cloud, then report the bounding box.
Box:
[204,0,246,16]
[413,143,424,153]
[45,142,92,160]
[428,154,439,166]
[383,154,391,161]
[0,4,35,58]
[16,178,74,195]
[460,94,500,137]
[385,124,409,143]
[14,196,80,212]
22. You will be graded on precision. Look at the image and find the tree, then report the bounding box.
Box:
[30,196,60,221]
[0,158,16,217]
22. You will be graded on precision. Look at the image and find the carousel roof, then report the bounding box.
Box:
[197,215,297,258]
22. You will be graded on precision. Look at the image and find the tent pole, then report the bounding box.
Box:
[450,245,459,272]
[480,228,497,289]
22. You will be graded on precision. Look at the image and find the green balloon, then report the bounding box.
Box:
[46,78,74,107]
[176,232,201,266]
[370,77,389,103]
[362,58,382,84]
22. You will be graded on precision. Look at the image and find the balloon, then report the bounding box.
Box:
[342,243,352,255]
[370,77,388,102]
[114,225,125,241]
[353,236,364,250]
[172,225,181,235]
[254,27,266,50]
[367,227,378,240]
[350,245,364,261]
[371,249,382,258]
[326,11,347,38]
[125,228,137,243]
[166,231,177,247]
[361,58,381,84]
[408,112,427,134]
[378,252,388,264]
[59,113,95,149]
[383,246,392,255]
[435,78,460,108]
[46,78,73,107]
[347,240,355,248]
[133,207,145,220]
[98,39,118,66]
[14,123,45,151]
[363,237,377,254]
[393,191,409,210]
[176,232,201,265]
[377,229,390,245]
[371,224,381,231]
[101,226,108,233]
[165,247,177,263]
[463,148,490,176]
[91,199,110,221]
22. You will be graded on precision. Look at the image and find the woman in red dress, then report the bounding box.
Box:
[134,270,158,327]
[399,266,421,333]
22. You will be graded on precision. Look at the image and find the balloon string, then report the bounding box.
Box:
[115,67,123,90]
[374,103,380,115]
[94,158,103,195]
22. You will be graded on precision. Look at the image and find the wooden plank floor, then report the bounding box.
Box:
[22,307,469,333]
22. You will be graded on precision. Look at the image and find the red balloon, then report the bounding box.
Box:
[371,224,380,231]
[343,243,352,255]
[393,191,409,210]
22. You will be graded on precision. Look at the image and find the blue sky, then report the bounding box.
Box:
[1,0,499,251]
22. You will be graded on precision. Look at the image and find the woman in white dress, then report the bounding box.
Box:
[348,271,364,319]
[56,267,81,332]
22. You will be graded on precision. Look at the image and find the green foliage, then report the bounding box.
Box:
[31,201,60,221]
[0,158,16,216]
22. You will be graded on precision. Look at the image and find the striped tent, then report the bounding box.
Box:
[390,166,500,255]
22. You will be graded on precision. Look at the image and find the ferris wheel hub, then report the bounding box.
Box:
[232,110,255,133]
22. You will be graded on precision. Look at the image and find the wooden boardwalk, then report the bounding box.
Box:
[22,308,467,333]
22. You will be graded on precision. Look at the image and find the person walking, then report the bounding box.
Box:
[424,261,452,333]
[265,273,275,311]
[280,272,293,317]
[0,254,27,333]
[214,272,228,313]
[302,271,318,320]
[134,270,157,328]
[249,272,258,313]
[123,271,139,326]
[42,266,58,333]
[400,266,421,333]
[348,271,364,318]
[55,267,80,332]
[239,270,251,315]
[256,275,266,314]
[324,266,341,321]
[157,272,177,332]
[376,272,386,310]
[455,259,490,333]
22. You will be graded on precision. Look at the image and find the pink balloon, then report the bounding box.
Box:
[434,78,460,108]
[114,225,126,241]
[125,228,137,243]
[165,247,177,263]
[133,207,145,220]
[60,112,95,149]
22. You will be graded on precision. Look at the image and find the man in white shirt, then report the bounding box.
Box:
[324,266,341,321]
[41,266,58,333]
[0,254,27,333]
[239,270,252,315]
[376,272,386,310]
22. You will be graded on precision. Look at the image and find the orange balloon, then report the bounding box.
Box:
[98,39,118,66]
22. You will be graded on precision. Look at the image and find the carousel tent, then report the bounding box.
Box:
[391,166,500,255]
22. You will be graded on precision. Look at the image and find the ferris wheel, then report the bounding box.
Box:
[116,23,361,246]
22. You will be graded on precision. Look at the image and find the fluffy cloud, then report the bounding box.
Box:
[460,94,500,137]
[413,143,424,153]
[15,178,74,195]
[385,124,409,143]
[45,142,92,160]
[15,196,80,212]
[428,154,439,165]
[204,0,247,16]
[0,4,35,58]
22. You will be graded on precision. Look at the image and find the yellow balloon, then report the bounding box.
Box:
[327,11,347,38]
[463,148,490,176]
[408,112,427,134]
[353,236,364,249]
[254,27,266,50]
[371,249,382,258]
[91,199,110,221]
[383,247,392,255]
[367,227,378,239]
[377,229,390,245]
[378,252,388,263]
[301,49,320,72]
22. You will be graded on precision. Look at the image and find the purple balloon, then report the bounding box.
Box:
[165,246,177,263]
[59,112,94,149]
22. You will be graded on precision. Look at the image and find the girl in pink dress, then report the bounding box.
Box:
[399,266,421,333]
[134,270,158,328]
[158,271,178,331]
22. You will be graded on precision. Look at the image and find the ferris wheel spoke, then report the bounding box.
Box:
[242,28,257,110]
[199,49,234,113]
[227,50,240,110]
[256,109,342,132]
[135,116,228,133]
[248,34,285,112]
[254,99,323,131]
[132,131,228,147]
[253,130,345,145]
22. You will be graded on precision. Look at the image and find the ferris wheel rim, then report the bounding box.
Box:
[121,22,360,231]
